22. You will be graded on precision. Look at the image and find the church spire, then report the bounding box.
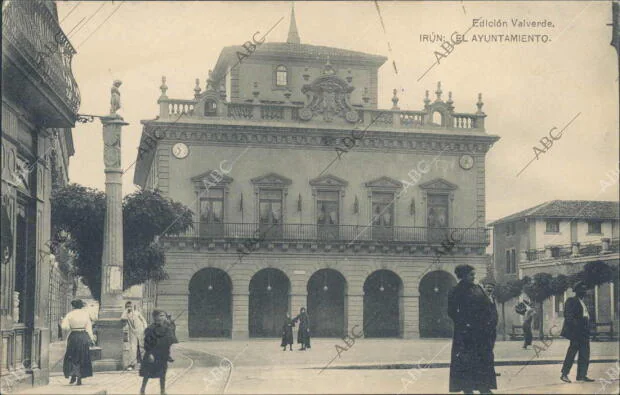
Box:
[287,2,300,44]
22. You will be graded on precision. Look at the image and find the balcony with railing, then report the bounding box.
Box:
[523,238,620,263]
[162,222,489,253]
[2,0,81,125]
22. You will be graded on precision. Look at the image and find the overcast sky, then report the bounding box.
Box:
[57,0,619,223]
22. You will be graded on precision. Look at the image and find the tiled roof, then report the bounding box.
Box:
[489,200,620,226]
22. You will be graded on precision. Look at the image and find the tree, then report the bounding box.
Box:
[51,184,193,300]
[523,273,555,340]
[494,278,526,340]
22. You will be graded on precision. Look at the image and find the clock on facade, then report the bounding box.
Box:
[459,154,474,170]
[172,143,189,159]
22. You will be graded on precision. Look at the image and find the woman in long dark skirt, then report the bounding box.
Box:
[448,265,497,394]
[61,299,95,385]
[139,310,178,395]
[281,312,295,351]
[293,307,311,351]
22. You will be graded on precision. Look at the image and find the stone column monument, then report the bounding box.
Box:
[94,80,129,371]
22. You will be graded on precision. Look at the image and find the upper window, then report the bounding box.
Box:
[275,65,288,87]
[587,221,602,234]
[204,100,217,116]
[545,219,560,233]
[200,189,224,224]
[427,194,449,228]
[505,222,516,236]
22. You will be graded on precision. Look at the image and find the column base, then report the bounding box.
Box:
[92,318,125,372]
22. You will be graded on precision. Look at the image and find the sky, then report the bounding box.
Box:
[56,0,619,223]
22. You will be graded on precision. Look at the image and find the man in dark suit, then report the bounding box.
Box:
[560,281,594,383]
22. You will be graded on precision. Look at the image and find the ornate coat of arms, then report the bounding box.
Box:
[298,65,359,123]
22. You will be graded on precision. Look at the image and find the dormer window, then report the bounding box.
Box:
[275,65,288,87]
[204,100,217,116]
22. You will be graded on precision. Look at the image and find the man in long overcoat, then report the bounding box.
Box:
[293,307,311,350]
[560,281,594,383]
[448,265,497,394]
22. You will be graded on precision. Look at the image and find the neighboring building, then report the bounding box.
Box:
[490,200,620,336]
[1,0,80,390]
[47,128,77,343]
[133,9,499,340]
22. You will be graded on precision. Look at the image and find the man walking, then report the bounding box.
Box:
[560,281,594,383]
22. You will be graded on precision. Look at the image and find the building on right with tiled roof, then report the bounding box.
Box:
[489,200,619,340]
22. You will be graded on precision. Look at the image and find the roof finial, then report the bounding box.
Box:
[435,81,442,102]
[287,1,301,44]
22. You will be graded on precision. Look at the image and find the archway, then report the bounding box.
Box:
[188,268,232,337]
[363,270,403,337]
[249,268,290,337]
[419,270,456,338]
[307,269,346,337]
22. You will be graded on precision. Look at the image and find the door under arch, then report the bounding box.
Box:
[364,270,402,337]
[249,268,290,337]
[307,269,346,337]
[188,268,232,338]
[419,270,457,338]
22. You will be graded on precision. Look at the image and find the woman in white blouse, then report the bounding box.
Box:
[61,299,95,385]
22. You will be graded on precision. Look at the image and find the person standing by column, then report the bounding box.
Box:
[560,281,594,383]
[522,301,536,350]
[121,301,148,370]
[448,265,497,394]
[62,299,95,386]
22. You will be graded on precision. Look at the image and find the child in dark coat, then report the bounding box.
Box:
[139,310,178,395]
[281,312,295,351]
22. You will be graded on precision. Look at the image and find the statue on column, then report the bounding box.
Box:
[110,80,122,116]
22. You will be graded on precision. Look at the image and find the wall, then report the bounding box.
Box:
[158,141,482,229]
[156,251,488,340]
[236,59,375,106]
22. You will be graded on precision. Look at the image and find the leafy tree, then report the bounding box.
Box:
[523,272,555,340]
[51,184,193,300]
[494,278,526,340]
[550,274,570,297]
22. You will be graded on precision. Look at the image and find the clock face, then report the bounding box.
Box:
[172,143,189,159]
[459,154,474,170]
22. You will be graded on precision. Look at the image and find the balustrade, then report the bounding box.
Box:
[157,99,485,131]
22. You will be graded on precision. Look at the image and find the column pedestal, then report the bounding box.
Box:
[93,319,125,371]
[96,115,129,371]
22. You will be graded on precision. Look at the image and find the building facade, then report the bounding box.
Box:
[491,200,620,336]
[133,11,499,340]
[1,0,80,390]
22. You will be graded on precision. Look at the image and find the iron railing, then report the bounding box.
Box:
[525,238,619,262]
[163,222,489,244]
[2,0,81,114]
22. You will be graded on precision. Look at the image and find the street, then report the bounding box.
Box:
[33,338,618,394]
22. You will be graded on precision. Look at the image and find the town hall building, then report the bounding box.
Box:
[133,9,499,340]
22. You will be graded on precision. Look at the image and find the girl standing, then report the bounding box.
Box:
[281,312,294,351]
[139,310,178,395]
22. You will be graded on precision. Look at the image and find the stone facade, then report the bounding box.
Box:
[134,11,498,340]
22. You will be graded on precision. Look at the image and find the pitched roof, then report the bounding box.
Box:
[489,200,620,226]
